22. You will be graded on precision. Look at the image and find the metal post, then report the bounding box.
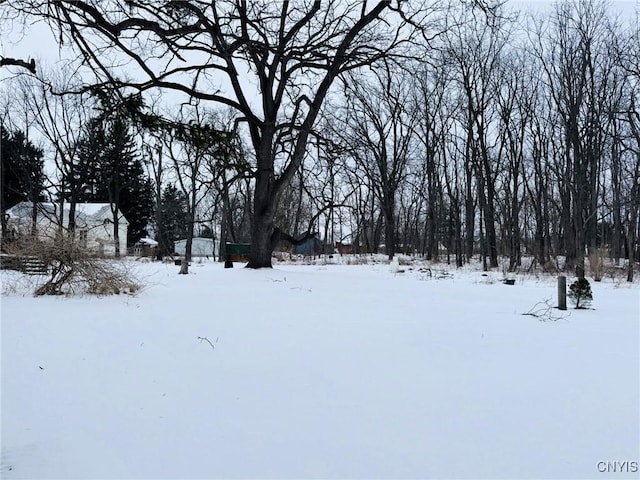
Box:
[558,276,567,310]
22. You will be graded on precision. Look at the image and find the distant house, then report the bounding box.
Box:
[294,237,322,256]
[335,241,353,255]
[5,202,128,257]
[133,237,158,257]
[174,237,216,258]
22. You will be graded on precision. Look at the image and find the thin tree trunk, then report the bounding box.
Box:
[382,193,396,260]
[112,208,120,258]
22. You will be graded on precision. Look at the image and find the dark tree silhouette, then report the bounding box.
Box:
[0,56,36,73]
[156,184,190,257]
[0,125,45,238]
[4,1,439,267]
[75,114,154,249]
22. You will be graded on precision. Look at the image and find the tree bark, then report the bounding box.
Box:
[382,193,396,260]
[247,147,277,268]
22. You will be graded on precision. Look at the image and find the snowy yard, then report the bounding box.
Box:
[1,259,639,479]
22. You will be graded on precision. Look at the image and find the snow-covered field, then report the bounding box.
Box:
[1,258,639,479]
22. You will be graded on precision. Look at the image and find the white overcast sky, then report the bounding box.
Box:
[0,1,638,92]
[2,1,638,65]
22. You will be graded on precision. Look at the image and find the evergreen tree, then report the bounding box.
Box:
[1,126,46,238]
[156,184,189,255]
[74,115,154,247]
[74,117,106,203]
[568,278,593,309]
[1,127,45,206]
[119,162,154,245]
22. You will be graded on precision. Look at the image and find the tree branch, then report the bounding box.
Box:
[0,56,36,73]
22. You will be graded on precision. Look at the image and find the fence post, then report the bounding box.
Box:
[558,276,567,310]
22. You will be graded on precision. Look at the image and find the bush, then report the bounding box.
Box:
[4,234,140,296]
[568,277,593,309]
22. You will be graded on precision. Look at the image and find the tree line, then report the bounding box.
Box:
[0,0,638,280]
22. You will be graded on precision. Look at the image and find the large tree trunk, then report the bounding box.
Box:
[247,161,277,268]
[248,215,275,268]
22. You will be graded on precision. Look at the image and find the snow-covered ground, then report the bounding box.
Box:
[1,258,639,479]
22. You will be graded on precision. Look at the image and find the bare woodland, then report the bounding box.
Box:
[1,0,639,280]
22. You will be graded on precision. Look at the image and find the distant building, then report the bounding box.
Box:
[133,237,158,257]
[335,241,353,255]
[5,202,128,257]
[294,237,321,256]
[174,237,216,258]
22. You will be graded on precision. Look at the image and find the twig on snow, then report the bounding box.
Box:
[522,298,570,322]
[197,336,216,350]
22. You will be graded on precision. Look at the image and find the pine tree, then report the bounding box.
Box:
[1,126,46,238]
[119,162,154,245]
[74,117,106,202]
[1,126,45,205]
[568,278,593,309]
[155,184,189,255]
[74,115,153,247]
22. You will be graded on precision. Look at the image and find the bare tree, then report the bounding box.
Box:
[162,105,227,273]
[618,13,640,281]
[533,0,613,278]
[11,69,91,236]
[521,77,556,270]
[622,115,640,282]
[494,49,533,271]
[4,1,441,267]
[411,58,457,261]
[333,68,419,260]
[444,5,509,269]
[0,4,36,73]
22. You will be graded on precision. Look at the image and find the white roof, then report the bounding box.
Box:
[138,237,158,246]
[175,237,215,246]
[6,202,128,225]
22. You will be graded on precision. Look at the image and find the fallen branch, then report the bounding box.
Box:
[197,336,216,350]
[522,298,570,322]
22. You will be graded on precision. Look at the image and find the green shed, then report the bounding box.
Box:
[225,242,251,262]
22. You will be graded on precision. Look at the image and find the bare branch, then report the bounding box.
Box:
[0,56,36,73]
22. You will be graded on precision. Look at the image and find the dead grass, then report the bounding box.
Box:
[4,235,140,296]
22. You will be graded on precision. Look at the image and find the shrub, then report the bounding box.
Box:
[4,234,139,296]
[568,277,593,309]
